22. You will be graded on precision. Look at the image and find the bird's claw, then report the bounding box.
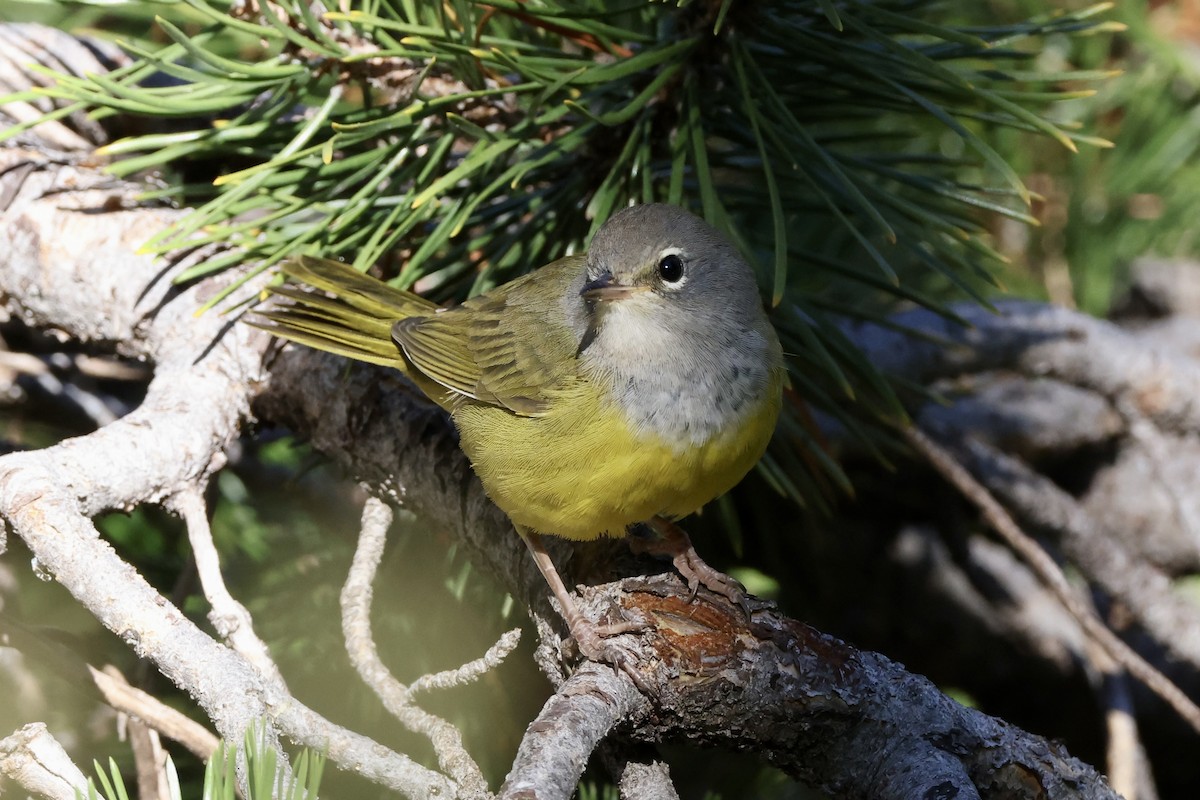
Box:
[634,517,754,620]
[568,616,653,693]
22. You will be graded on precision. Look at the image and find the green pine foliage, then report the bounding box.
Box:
[1,0,1113,506]
[77,722,324,800]
[1015,0,1200,313]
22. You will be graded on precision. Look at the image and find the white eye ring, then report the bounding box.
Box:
[656,247,686,288]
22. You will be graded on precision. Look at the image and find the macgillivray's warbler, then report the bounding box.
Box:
[253,203,784,665]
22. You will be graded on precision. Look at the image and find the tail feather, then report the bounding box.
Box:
[285,255,436,318]
[253,310,404,368]
[251,255,435,370]
[268,285,397,338]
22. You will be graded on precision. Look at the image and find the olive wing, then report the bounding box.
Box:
[391,255,587,416]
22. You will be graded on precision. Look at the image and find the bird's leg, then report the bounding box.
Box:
[634,517,750,614]
[516,527,648,671]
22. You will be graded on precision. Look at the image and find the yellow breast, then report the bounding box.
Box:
[452,371,782,540]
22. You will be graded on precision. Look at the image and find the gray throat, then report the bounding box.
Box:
[580,313,774,448]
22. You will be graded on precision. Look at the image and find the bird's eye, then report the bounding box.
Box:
[657,253,684,283]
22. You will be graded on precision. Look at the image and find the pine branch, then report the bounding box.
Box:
[0,0,1117,506]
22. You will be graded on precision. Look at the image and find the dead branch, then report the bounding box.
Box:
[340,496,492,797]
[847,300,1200,435]
[0,724,89,800]
[905,427,1200,734]
[0,149,452,798]
[0,723,88,800]
[836,293,1200,797]
[90,665,221,762]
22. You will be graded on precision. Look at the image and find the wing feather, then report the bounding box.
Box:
[392,255,587,416]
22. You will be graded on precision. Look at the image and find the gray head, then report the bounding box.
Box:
[581,204,767,332]
[577,204,782,444]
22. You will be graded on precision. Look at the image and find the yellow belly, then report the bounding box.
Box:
[452,377,781,540]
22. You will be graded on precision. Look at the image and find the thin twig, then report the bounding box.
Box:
[905,425,1200,735]
[0,350,149,382]
[341,496,408,712]
[1096,660,1140,800]
[174,489,287,686]
[341,496,492,798]
[90,665,220,762]
[953,434,1200,673]
[1079,591,1146,800]
[408,628,521,696]
[127,719,170,800]
[0,349,124,426]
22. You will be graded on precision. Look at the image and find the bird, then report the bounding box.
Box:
[253,203,784,663]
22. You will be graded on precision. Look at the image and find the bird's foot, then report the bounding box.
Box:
[634,517,752,618]
[517,526,652,690]
[562,607,653,692]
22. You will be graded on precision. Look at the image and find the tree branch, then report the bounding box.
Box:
[89,665,221,763]
[0,151,452,798]
[848,300,1200,435]
[906,427,1200,734]
[173,488,286,686]
[340,496,492,797]
[499,575,1115,800]
[0,723,88,800]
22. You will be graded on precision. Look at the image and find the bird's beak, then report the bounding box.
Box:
[580,272,649,302]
